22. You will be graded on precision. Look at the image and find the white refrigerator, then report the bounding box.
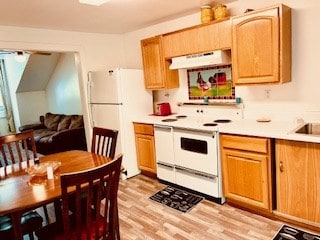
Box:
[88,68,153,178]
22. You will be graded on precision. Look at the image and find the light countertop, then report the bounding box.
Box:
[134,115,320,143]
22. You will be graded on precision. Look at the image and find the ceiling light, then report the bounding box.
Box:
[79,0,110,6]
[14,51,27,62]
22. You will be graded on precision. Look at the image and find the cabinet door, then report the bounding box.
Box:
[232,8,279,84]
[276,140,320,223]
[141,36,179,90]
[163,20,231,58]
[222,149,271,210]
[135,133,156,174]
[141,36,166,89]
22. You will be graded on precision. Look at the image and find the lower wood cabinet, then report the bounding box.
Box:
[133,123,156,177]
[276,140,320,224]
[220,134,273,211]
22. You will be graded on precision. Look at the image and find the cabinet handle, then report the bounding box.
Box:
[279,161,284,172]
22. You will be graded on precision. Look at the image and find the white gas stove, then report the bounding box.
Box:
[154,105,243,204]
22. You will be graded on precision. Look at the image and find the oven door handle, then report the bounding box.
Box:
[175,165,217,180]
[173,126,214,135]
[157,161,174,168]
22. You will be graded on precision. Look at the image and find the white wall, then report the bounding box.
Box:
[16,91,47,125]
[46,53,82,114]
[124,0,320,122]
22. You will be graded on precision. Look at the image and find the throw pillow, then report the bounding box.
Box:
[57,116,72,131]
[44,113,62,131]
[69,115,84,129]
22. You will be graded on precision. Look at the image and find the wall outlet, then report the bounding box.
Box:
[265,89,271,99]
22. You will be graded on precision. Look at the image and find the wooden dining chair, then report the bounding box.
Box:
[91,127,118,159]
[0,130,44,239]
[36,154,123,240]
[0,130,38,166]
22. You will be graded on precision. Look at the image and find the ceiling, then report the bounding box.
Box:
[0,0,235,34]
[16,53,61,93]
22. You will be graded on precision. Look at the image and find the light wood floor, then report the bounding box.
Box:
[117,174,284,240]
[30,174,287,240]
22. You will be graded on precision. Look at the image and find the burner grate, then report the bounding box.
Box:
[176,115,187,119]
[213,119,231,123]
[203,123,218,127]
[162,118,177,122]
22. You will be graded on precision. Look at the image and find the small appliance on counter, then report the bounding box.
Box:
[154,102,172,116]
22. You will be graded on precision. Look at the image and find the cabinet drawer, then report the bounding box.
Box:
[221,134,268,153]
[133,123,154,135]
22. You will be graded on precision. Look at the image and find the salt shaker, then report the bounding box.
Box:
[47,166,54,179]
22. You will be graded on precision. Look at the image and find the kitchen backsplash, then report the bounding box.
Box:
[154,88,320,123]
[153,69,320,123]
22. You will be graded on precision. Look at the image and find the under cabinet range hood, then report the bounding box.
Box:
[169,50,231,70]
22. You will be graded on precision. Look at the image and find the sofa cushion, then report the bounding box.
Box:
[44,113,62,131]
[57,116,72,131]
[69,115,84,129]
[33,129,57,142]
[38,135,54,144]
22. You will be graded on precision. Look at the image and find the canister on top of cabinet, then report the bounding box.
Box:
[201,5,214,23]
[214,4,229,20]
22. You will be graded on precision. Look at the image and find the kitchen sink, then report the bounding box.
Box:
[294,123,320,136]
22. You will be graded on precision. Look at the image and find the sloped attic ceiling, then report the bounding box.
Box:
[16,53,61,92]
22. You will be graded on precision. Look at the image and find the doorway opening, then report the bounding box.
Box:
[0,50,84,137]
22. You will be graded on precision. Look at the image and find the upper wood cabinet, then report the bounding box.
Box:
[231,4,291,85]
[163,19,231,58]
[221,134,273,211]
[275,140,320,224]
[141,36,179,90]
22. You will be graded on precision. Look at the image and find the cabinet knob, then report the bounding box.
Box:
[279,161,284,172]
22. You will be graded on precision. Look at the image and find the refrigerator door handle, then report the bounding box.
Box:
[89,103,123,105]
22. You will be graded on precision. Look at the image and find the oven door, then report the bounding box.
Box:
[173,128,218,176]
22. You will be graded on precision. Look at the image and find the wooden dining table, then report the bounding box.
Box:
[0,150,113,240]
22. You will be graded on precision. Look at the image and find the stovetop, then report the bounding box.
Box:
[153,105,243,132]
[161,116,232,125]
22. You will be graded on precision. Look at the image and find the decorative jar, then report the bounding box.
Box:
[201,5,213,23]
[214,4,228,20]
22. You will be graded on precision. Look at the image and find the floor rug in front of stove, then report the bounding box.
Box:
[149,185,204,213]
[273,224,320,240]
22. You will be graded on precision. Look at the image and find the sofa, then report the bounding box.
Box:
[19,112,87,155]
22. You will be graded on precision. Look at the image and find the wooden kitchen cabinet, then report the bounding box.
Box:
[275,140,320,224]
[140,36,179,90]
[133,123,157,177]
[220,134,273,211]
[163,19,231,58]
[231,4,291,85]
